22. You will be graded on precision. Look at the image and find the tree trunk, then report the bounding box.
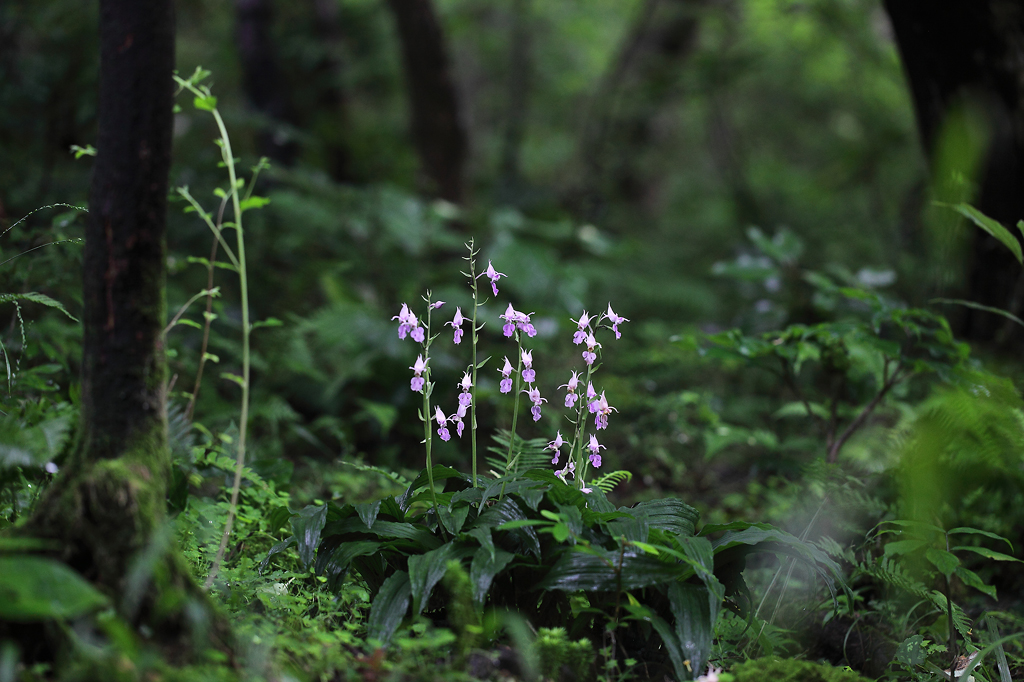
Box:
[574,0,704,224]
[308,0,356,183]
[15,0,227,663]
[496,0,532,204]
[883,0,1024,346]
[386,0,468,203]
[235,0,300,166]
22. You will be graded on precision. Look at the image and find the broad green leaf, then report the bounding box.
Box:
[627,498,699,537]
[470,546,514,606]
[0,556,107,620]
[947,203,1022,264]
[367,571,410,644]
[475,497,541,559]
[896,634,926,668]
[322,518,442,550]
[536,547,684,592]
[355,500,381,530]
[925,547,960,577]
[316,540,380,590]
[291,503,328,569]
[408,544,456,616]
[407,465,471,494]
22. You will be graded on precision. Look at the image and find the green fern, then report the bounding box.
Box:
[591,470,631,493]
[486,429,551,476]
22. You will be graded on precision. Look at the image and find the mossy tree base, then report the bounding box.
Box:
[10,455,233,668]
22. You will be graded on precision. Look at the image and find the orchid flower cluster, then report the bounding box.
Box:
[392,241,628,494]
[546,303,628,491]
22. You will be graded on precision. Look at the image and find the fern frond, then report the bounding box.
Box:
[487,429,551,475]
[592,470,631,493]
[857,556,930,599]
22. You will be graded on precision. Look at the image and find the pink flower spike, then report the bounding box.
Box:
[410,355,427,375]
[560,370,581,394]
[434,406,451,441]
[483,260,505,296]
[411,327,425,343]
[459,371,473,391]
[500,303,518,337]
[447,307,465,344]
[431,301,445,309]
[546,431,566,463]
[565,393,578,408]
[411,377,425,392]
[593,391,617,430]
[500,356,514,377]
[586,381,597,400]
[605,303,629,339]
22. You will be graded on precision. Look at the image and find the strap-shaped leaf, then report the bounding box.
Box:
[409,544,457,616]
[669,582,714,678]
[368,571,411,644]
[470,546,514,606]
[291,503,328,569]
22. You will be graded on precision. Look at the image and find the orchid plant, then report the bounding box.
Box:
[392,241,629,495]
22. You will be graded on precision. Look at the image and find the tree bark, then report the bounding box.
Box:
[235,0,300,166]
[883,0,1024,345]
[386,0,468,203]
[14,0,228,663]
[574,0,704,223]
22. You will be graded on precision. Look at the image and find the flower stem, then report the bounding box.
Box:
[467,240,480,487]
[499,334,524,500]
[422,294,442,533]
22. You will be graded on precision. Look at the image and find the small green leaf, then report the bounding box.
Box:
[469,547,514,607]
[251,317,283,331]
[896,634,926,668]
[193,95,218,112]
[239,196,270,212]
[220,373,246,388]
[174,318,202,330]
[202,353,220,363]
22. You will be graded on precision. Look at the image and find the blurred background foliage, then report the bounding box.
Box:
[4,0,1024,676]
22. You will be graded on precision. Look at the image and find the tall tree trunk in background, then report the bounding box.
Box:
[236,0,300,166]
[386,0,468,203]
[574,0,704,224]
[309,0,355,182]
[18,0,223,660]
[883,0,1024,346]
[497,0,532,204]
